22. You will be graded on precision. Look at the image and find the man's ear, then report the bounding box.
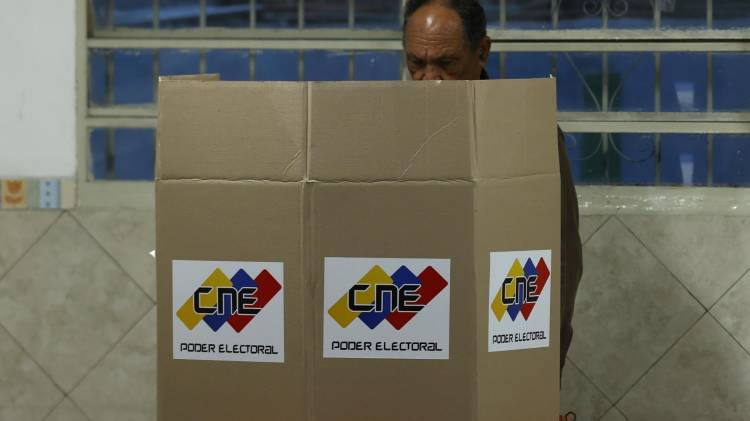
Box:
[478,36,492,67]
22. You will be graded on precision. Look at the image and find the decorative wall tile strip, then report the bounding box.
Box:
[0,179,74,210]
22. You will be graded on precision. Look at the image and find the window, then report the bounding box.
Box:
[83,0,750,187]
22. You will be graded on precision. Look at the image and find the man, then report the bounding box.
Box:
[403,1,583,419]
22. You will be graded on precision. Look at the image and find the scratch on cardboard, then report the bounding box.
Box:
[399,114,460,179]
[282,149,303,178]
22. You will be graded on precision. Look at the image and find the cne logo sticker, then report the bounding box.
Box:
[176,268,281,333]
[324,258,450,360]
[172,260,284,363]
[488,250,552,353]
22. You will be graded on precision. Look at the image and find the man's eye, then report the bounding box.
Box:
[440,59,454,67]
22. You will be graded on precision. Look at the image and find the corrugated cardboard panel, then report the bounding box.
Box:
[474,175,561,421]
[156,180,306,421]
[473,79,559,180]
[310,181,477,421]
[307,81,473,182]
[157,81,306,181]
[156,78,562,421]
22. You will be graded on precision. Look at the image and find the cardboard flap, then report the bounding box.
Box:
[157,79,559,183]
[472,78,559,179]
[157,81,306,181]
[307,81,474,181]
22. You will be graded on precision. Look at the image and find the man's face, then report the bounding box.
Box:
[404,2,491,81]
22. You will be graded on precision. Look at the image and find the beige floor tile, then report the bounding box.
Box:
[0,210,59,277]
[579,215,609,244]
[71,307,156,421]
[712,270,750,353]
[620,214,750,308]
[598,407,627,421]
[619,315,750,421]
[45,398,89,421]
[0,326,62,421]
[567,217,705,401]
[561,359,612,420]
[0,213,153,392]
[72,208,155,300]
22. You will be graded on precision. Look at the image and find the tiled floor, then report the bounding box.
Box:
[0,209,749,420]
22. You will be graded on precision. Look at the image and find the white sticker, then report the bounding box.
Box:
[488,250,552,352]
[172,260,284,363]
[324,257,451,360]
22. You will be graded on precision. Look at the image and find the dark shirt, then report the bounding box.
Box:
[481,67,584,370]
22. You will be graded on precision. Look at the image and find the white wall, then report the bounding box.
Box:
[0,0,76,178]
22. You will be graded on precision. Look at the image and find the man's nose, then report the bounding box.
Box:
[423,65,443,81]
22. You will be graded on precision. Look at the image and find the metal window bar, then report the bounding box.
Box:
[299,0,305,80]
[601,52,609,181]
[200,0,207,28]
[708,134,714,186]
[106,0,113,29]
[707,0,715,187]
[250,0,256,28]
[153,0,159,30]
[349,0,355,81]
[86,38,750,52]
[106,128,115,180]
[299,0,305,29]
[551,0,558,30]
[500,0,506,29]
[249,0,256,81]
[655,49,662,185]
[85,112,750,133]
[90,27,750,41]
[399,0,406,79]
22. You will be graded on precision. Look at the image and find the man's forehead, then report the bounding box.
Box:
[404,2,466,45]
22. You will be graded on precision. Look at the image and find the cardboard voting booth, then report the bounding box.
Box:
[156,78,561,420]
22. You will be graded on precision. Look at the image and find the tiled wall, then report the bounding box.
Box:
[0,208,748,420]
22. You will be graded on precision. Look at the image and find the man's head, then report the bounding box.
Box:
[403,0,491,81]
